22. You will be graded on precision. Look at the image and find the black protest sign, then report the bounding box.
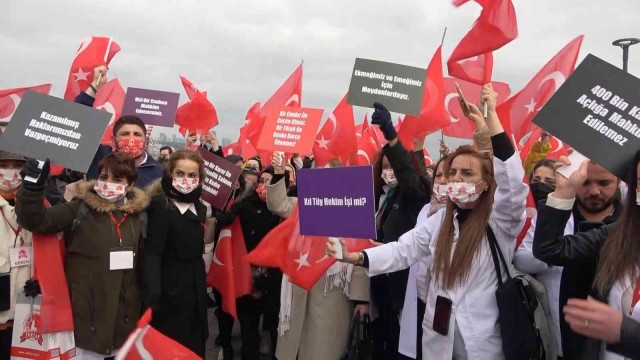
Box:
[0,91,110,173]
[199,148,242,211]
[533,54,640,179]
[347,58,426,116]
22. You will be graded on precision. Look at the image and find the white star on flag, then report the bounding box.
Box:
[524,98,537,115]
[294,251,311,270]
[316,136,330,149]
[73,67,91,82]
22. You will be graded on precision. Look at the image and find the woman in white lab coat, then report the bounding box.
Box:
[327,84,528,359]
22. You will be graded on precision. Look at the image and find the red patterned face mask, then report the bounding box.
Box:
[257,183,267,202]
[94,181,127,202]
[117,136,145,158]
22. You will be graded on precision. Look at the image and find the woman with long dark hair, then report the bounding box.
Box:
[328,84,528,359]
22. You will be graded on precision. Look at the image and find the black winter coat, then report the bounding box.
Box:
[533,202,640,360]
[373,142,428,312]
[142,191,208,358]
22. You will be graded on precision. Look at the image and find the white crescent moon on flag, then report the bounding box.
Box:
[285,94,300,107]
[357,150,370,165]
[538,71,566,91]
[134,327,153,360]
[326,113,338,136]
[0,94,20,123]
[444,93,461,123]
[212,229,232,266]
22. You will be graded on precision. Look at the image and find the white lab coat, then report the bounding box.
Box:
[513,213,574,357]
[365,152,527,360]
[398,204,432,359]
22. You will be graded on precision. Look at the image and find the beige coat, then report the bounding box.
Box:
[266,177,370,360]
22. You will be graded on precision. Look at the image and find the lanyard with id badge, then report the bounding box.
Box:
[1,211,31,311]
[108,212,134,271]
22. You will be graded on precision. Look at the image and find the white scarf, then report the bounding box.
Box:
[277,262,354,336]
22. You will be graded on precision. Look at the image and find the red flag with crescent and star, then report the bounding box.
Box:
[496,35,584,145]
[0,84,52,126]
[93,78,126,149]
[246,205,373,291]
[64,36,120,101]
[312,94,357,166]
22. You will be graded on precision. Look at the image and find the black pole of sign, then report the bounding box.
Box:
[612,38,640,73]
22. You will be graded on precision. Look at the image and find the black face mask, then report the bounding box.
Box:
[161,173,202,203]
[530,182,556,205]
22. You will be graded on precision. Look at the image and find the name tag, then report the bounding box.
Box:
[110,250,134,270]
[9,246,33,268]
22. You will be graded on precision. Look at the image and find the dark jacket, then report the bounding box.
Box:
[15,181,149,355]
[142,182,208,358]
[216,191,281,252]
[74,92,163,188]
[533,203,639,359]
[373,142,428,312]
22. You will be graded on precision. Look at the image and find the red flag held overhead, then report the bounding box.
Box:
[64,36,120,100]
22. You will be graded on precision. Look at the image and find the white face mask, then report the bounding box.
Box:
[381,169,398,188]
[173,177,199,194]
[0,169,22,191]
[94,181,127,203]
[445,181,485,207]
[433,184,449,203]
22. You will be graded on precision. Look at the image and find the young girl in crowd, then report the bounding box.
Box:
[0,151,30,359]
[328,84,528,359]
[16,153,149,359]
[143,149,209,357]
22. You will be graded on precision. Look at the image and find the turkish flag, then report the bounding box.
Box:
[442,78,511,139]
[116,309,200,360]
[423,147,434,166]
[206,216,252,319]
[223,142,242,157]
[518,127,568,164]
[64,36,121,101]
[447,0,518,85]
[356,119,381,166]
[93,78,125,149]
[175,76,219,134]
[0,84,52,125]
[247,206,372,291]
[398,46,450,150]
[312,94,357,167]
[247,65,303,147]
[497,35,584,145]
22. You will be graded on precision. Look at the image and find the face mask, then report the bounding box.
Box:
[172,177,199,194]
[293,157,303,170]
[0,169,22,191]
[530,182,555,205]
[432,184,449,203]
[158,155,168,163]
[94,181,127,202]
[381,169,398,188]
[446,181,485,207]
[257,183,267,202]
[117,136,145,158]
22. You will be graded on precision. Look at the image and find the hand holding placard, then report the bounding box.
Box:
[20,158,50,191]
[371,102,396,141]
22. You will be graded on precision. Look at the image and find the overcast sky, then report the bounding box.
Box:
[2,0,639,157]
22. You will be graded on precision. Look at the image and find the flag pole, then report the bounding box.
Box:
[104,37,113,63]
[441,27,448,45]
[439,27,448,161]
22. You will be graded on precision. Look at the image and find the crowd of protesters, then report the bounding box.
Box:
[0,67,639,360]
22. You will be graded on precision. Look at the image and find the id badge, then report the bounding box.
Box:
[110,248,134,270]
[9,246,33,268]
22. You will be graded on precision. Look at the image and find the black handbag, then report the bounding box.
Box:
[487,227,545,360]
[341,314,373,360]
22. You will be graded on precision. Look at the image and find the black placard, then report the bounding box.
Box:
[533,54,640,179]
[347,58,426,116]
[0,91,111,172]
